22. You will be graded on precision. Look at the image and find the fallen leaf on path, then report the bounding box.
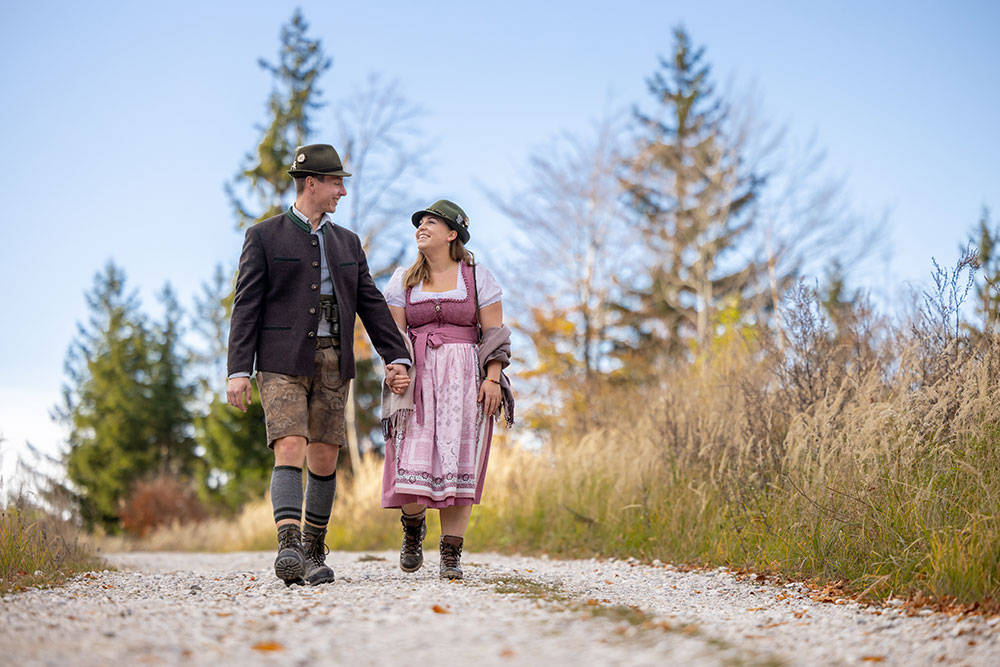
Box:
[499,648,516,658]
[251,642,284,652]
[860,657,884,663]
[586,599,600,606]
[216,612,232,617]
[746,607,766,612]
[432,604,450,614]
[761,622,785,629]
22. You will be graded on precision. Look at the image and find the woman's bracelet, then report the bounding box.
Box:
[485,377,500,384]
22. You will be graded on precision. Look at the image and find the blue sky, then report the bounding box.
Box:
[1,1,998,488]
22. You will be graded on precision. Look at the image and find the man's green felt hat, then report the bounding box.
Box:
[287,144,352,178]
[411,200,470,244]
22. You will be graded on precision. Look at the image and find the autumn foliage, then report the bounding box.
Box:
[119,475,207,537]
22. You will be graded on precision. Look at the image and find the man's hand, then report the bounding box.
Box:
[227,377,253,413]
[385,363,411,395]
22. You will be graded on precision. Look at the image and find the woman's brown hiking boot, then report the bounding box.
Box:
[439,534,464,580]
[400,510,426,573]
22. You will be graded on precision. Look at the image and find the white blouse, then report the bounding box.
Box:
[384,263,502,308]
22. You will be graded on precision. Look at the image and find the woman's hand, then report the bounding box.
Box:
[385,364,411,395]
[478,377,502,416]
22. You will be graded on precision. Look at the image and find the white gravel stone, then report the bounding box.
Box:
[0,551,996,666]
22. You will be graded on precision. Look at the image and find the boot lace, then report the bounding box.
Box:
[440,540,462,569]
[278,525,302,552]
[303,530,328,566]
[401,514,425,556]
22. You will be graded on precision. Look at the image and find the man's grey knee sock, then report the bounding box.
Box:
[271,465,303,525]
[303,468,337,534]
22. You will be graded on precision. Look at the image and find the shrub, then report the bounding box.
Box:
[119,475,207,537]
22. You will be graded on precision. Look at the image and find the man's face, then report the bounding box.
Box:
[312,175,347,214]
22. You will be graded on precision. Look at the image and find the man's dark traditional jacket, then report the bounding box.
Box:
[227,211,409,380]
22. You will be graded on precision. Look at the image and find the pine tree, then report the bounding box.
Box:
[147,284,198,478]
[195,389,269,511]
[56,265,201,529]
[191,263,233,394]
[226,9,331,229]
[620,28,767,366]
[194,11,331,499]
[57,263,158,528]
[970,207,1000,333]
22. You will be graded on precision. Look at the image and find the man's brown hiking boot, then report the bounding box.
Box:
[400,510,426,573]
[274,524,305,585]
[302,527,335,585]
[439,534,464,580]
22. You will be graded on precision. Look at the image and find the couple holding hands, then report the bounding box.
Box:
[225,143,513,586]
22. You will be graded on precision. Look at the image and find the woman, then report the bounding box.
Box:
[381,199,513,579]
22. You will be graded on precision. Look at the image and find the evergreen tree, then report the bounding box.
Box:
[619,28,767,366]
[57,263,157,528]
[191,263,233,395]
[226,9,331,229]
[195,11,331,499]
[819,259,862,334]
[970,207,1000,333]
[190,264,272,507]
[57,265,200,529]
[195,389,269,511]
[148,284,198,477]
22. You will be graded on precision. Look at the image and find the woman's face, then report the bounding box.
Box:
[415,214,457,252]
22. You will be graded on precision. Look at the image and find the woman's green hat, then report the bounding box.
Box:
[411,200,470,243]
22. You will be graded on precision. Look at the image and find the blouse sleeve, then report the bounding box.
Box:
[475,263,503,307]
[384,267,407,308]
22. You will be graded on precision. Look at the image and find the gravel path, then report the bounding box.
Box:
[2,550,997,666]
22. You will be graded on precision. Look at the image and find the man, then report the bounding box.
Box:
[226,143,410,586]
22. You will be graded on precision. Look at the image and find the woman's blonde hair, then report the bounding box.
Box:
[403,238,474,288]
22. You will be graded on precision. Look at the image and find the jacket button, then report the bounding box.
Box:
[307,331,315,338]
[311,283,318,290]
[309,307,316,314]
[312,261,320,268]
[311,240,318,247]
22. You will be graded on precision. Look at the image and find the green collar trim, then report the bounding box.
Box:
[286,206,331,235]
[286,207,312,233]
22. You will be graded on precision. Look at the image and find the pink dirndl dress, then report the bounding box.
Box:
[381,261,494,508]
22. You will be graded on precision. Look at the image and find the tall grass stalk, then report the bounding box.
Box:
[1,508,105,594]
[132,271,1000,603]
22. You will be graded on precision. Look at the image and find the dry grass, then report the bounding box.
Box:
[464,276,1000,604]
[93,498,275,553]
[1,508,106,594]
[126,267,1000,604]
